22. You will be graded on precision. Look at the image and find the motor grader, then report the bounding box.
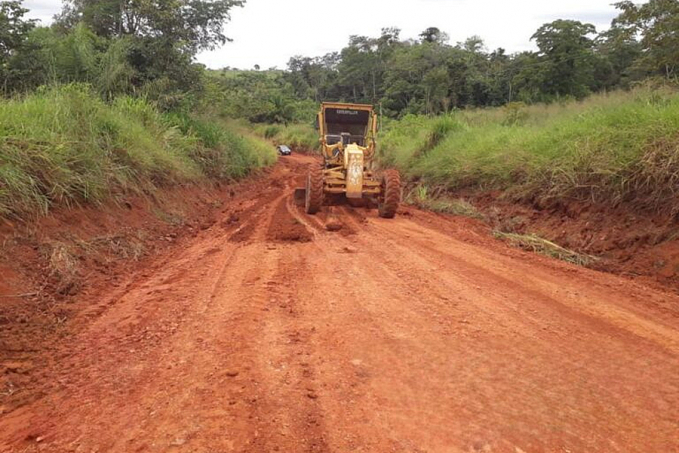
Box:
[296,102,401,218]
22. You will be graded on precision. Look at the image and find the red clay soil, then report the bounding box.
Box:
[1,155,679,452]
[471,193,679,291]
[0,171,277,410]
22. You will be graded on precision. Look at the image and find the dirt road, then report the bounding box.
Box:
[1,154,678,453]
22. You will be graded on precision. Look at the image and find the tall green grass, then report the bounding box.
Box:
[0,84,276,221]
[165,114,276,179]
[379,88,679,214]
[254,123,318,153]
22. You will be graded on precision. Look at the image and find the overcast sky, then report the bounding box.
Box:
[24,0,620,70]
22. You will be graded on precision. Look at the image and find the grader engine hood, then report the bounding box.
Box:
[344,144,364,199]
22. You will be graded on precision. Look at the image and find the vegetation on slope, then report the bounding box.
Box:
[379,87,679,215]
[253,123,318,153]
[0,84,276,221]
[2,0,678,223]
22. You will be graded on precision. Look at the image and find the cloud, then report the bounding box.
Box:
[23,0,60,24]
[537,10,619,27]
[19,0,622,70]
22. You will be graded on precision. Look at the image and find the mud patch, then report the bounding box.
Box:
[346,208,369,224]
[325,215,343,232]
[326,207,363,237]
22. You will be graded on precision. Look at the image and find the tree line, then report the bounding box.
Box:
[0,0,243,108]
[210,0,679,121]
[1,0,678,120]
[280,0,678,118]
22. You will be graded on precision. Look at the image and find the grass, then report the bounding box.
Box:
[41,232,148,296]
[378,86,679,215]
[166,113,277,179]
[406,185,483,220]
[0,84,276,221]
[493,232,598,267]
[45,242,81,295]
[254,123,318,153]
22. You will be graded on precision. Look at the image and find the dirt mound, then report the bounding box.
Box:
[266,198,314,243]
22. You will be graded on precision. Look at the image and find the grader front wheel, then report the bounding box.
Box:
[378,170,401,219]
[305,166,324,215]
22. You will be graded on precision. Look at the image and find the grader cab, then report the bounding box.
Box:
[301,102,401,219]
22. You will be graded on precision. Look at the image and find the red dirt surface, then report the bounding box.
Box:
[470,194,679,291]
[1,155,678,452]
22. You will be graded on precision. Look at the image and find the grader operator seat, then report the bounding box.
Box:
[326,134,342,146]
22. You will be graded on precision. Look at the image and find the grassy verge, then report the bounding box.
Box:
[254,123,318,153]
[0,84,276,221]
[379,87,679,215]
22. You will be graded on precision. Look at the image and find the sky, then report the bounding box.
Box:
[23,0,620,70]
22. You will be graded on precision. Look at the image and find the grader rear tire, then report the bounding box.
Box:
[378,170,401,219]
[305,166,324,215]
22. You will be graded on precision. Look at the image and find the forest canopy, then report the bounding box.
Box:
[0,0,678,121]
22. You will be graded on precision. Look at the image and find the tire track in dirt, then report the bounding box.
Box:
[357,217,679,451]
[294,225,678,452]
[0,157,318,452]
[249,246,330,452]
[1,154,678,453]
[371,219,679,352]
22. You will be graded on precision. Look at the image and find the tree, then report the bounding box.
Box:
[0,1,37,92]
[419,27,448,44]
[509,51,545,102]
[286,54,339,101]
[58,0,244,52]
[0,1,35,58]
[381,41,459,115]
[461,35,485,54]
[613,0,679,78]
[338,35,380,103]
[531,20,597,99]
[53,0,245,98]
[594,25,643,89]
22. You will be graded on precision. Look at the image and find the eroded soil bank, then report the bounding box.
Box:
[463,191,679,292]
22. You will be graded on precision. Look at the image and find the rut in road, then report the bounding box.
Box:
[1,154,678,453]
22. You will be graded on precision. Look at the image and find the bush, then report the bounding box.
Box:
[263,125,282,139]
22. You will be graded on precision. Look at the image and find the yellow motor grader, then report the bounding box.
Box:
[296,102,401,218]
